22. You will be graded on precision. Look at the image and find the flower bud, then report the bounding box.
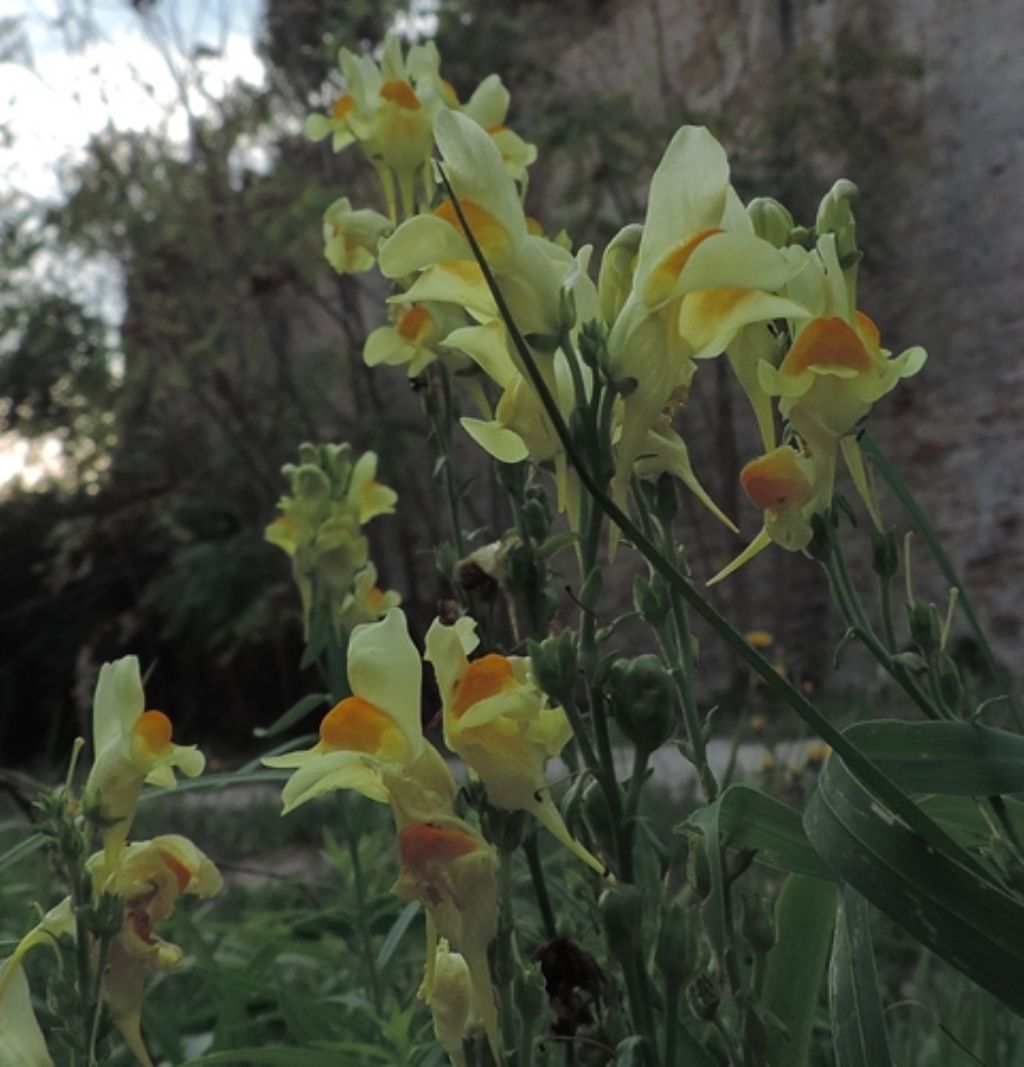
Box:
[606,655,675,754]
[815,178,859,264]
[520,486,552,544]
[634,574,671,627]
[481,804,527,855]
[578,319,609,371]
[599,885,642,960]
[747,197,795,248]
[655,895,699,986]
[871,528,899,579]
[936,653,964,712]
[908,602,943,654]
[528,630,578,704]
[686,840,711,900]
[581,779,618,861]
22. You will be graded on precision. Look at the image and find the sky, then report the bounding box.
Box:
[0,0,267,486]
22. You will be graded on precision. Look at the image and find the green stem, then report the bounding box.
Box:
[523,829,558,939]
[428,364,467,559]
[439,169,1000,882]
[663,978,680,1067]
[861,433,1021,727]
[338,798,383,1017]
[823,544,940,721]
[497,851,517,1065]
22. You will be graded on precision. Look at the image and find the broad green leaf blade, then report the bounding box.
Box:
[842,720,1024,795]
[805,757,1024,1014]
[254,693,332,738]
[762,874,838,1067]
[680,785,835,882]
[829,888,892,1067]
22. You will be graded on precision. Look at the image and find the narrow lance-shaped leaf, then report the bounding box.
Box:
[762,874,839,1067]
[829,887,893,1067]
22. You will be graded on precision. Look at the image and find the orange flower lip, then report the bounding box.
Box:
[779,316,873,377]
[319,696,395,754]
[134,710,173,754]
[451,654,516,719]
[740,448,813,512]
[331,93,355,121]
[643,227,722,306]
[434,198,512,261]
[397,305,433,343]
[160,849,194,893]
[379,79,421,110]
[399,823,479,874]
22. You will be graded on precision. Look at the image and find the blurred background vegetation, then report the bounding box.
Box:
[0,0,963,768]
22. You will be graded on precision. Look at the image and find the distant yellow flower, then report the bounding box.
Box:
[83,657,205,868]
[379,110,573,350]
[265,443,397,634]
[744,630,774,649]
[322,197,392,275]
[425,616,605,874]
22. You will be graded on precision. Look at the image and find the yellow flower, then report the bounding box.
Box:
[379,110,572,348]
[0,836,220,1067]
[265,609,457,813]
[322,197,392,275]
[604,126,802,537]
[337,562,402,632]
[364,301,473,378]
[425,616,605,874]
[265,443,397,634]
[99,836,222,1067]
[83,656,205,868]
[707,443,829,583]
[391,816,501,1065]
[421,939,475,1067]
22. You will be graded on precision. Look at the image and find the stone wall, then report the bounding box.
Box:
[553,0,1024,678]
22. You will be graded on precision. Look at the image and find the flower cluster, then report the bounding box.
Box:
[0,657,219,1066]
[310,52,925,574]
[265,442,400,636]
[266,607,604,1060]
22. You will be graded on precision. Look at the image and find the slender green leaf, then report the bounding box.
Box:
[762,874,838,1067]
[376,901,421,972]
[829,888,893,1067]
[188,1044,393,1066]
[0,832,44,875]
[254,693,332,738]
[680,785,834,882]
[805,757,1024,1013]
